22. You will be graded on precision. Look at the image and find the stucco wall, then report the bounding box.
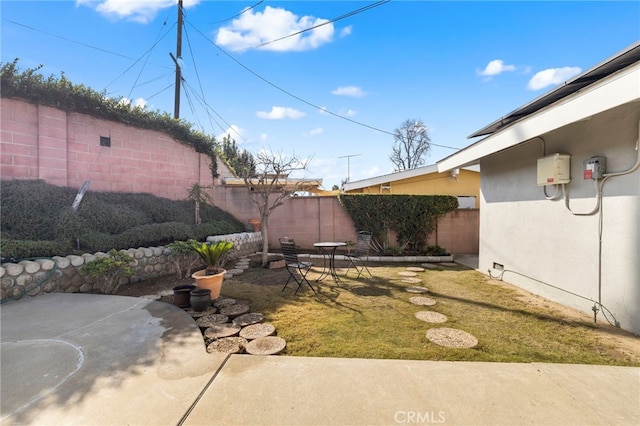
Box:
[1,98,221,200]
[479,102,640,334]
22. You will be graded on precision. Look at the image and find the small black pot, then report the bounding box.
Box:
[190,288,212,312]
[173,284,196,308]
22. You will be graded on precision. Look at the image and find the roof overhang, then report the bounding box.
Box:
[438,42,640,172]
[343,164,479,192]
[222,177,323,192]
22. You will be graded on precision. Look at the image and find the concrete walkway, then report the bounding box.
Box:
[1,293,638,425]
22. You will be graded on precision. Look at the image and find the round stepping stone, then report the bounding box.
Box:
[409,296,437,306]
[405,286,429,294]
[206,337,248,354]
[220,303,250,318]
[214,298,236,309]
[401,277,422,284]
[158,290,174,297]
[426,327,478,348]
[236,264,250,270]
[239,323,276,340]
[226,268,244,275]
[420,263,440,269]
[406,267,425,272]
[245,336,286,355]
[185,306,217,318]
[232,312,264,327]
[196,314,229,329]
[203,323,242,342]
[398,271,417,277]
[415,311,448,323]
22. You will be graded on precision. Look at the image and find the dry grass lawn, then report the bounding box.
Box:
[216,258,640,365]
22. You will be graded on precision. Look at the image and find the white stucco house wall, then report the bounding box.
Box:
[438,42,640,335]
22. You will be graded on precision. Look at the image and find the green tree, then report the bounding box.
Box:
[221,135,256,177]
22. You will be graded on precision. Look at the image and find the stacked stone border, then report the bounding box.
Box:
[0,232,263,302]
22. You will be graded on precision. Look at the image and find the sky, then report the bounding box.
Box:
[2,1,639,189]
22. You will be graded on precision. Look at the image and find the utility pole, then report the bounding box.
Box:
[172,0,183,119]
[339,154,361,183]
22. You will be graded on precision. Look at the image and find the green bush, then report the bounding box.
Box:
[0,180,245,260]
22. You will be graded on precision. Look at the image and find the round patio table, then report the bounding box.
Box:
[313,242,347,283]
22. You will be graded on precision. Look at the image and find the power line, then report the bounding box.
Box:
[250,0,389,51]
[208,0,264,24]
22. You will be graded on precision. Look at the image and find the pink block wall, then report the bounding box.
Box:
[1,98,217,200]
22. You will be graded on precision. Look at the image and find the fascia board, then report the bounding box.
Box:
[437,64,640,172]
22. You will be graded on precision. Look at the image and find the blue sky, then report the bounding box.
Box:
[2,1,639,189]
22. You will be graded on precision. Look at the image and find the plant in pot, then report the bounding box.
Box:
[191,240,234,300]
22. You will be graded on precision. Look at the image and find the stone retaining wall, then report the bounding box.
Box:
[0,232,262,302]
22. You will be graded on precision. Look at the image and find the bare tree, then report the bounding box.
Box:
[390,119,431,170]
[240,150,313,267]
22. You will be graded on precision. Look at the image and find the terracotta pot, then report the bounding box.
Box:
[173,284,196,308]
[191,269,226,300]
[190,288,212,311]
[248,218,261,232]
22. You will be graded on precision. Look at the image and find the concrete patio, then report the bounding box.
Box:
[1,292,638,425]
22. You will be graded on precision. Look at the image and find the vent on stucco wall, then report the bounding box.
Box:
[100,136,111,147]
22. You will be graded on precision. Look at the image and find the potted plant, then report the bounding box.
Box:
[191,240,234,299]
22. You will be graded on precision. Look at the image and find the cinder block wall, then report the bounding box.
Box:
[1,98,217,200]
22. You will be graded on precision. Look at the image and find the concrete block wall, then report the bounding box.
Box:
[1,98,222,200]
[0,232,262,302]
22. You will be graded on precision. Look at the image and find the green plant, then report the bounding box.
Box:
[425,245,449,256]
[80,249,134,294]
[167,239,200,279]
[186,183,213,225]
[387,246,404,256]
[191,240,234,275]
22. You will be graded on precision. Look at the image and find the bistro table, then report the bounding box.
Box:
[313,241,347,283]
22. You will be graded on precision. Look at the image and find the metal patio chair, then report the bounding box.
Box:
[279,237,316,295]
[344,231,373,279]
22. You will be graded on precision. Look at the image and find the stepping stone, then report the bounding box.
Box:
[226,268,244,275]
[240,323,276,340]
[232,312,264,327]
[420,263,441,269]
[245,336,286,355]
[206,337,248,354]
[203,323,242,342]
[220,303,250,318]
[196,314,229,329]
[405,286,429,294]
[409,296,437,306]
[185,306,217,317]
[140,294,161,300]
[441,262,458,267]
[214,298,236,309]
[401,277,422,284]
[415,311,448,323]
[158,290,174,297]
[235,264,250,270]
[426,327,478,348]
[398,271,417,277]
[406,267,425,272]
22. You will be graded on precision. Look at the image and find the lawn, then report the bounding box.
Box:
[217,258,640,366]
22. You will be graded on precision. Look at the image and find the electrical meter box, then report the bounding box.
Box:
[537,154,571,186]
[583,156,607,180]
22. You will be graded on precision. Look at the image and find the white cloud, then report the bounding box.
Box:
[527,66,582,90]
[318,106,328,114]
[340,26,352,38]
[217,125,244,142]
[305,127,324,136]
[259,133,268,142]
[331,85,366,98]
[345,109,357,117]
[215,6,334,52]
[76,0,200,24]
[256,106,306,120]
[477,59,516,76]
[133,97,147,109]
